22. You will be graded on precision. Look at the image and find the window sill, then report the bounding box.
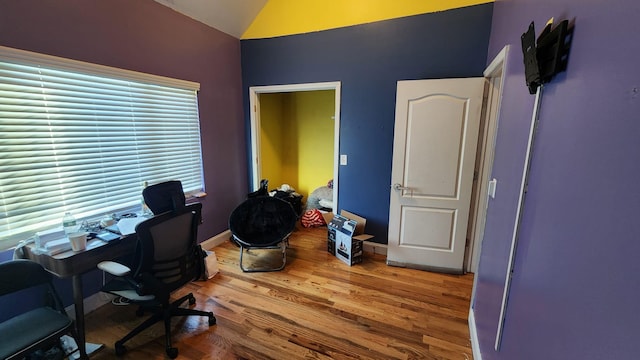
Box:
[189,191,207,199]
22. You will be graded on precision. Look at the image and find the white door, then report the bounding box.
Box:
[387,78,486,274]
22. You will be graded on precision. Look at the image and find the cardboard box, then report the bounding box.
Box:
[339,210,374,242]
[320,210,334,226]
[326,210,374,266]
[204,250,219,279]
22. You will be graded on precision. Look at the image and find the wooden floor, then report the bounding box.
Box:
[84,226,474,359]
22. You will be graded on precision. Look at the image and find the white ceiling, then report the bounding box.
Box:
[154,0,268,38]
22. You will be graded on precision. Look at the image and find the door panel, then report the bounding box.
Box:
[400,207,455,249]
[388,78,485,274]
[406,95,467,198]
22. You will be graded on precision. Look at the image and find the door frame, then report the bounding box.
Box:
[248,82,341,210]
[468,45,509,360]
[465,45,510,273]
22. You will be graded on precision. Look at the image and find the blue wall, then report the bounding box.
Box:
[473,1,640,359]
[241,4,494,242]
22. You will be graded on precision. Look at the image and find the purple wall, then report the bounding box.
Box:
[474,1,640,359]
[0,0,247,242]
[0,0,246,309]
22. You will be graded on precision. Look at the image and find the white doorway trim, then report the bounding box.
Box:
[468,45,510,360]
[248,81,341,210]
[466,45,510,274]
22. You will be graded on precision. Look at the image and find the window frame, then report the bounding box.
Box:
[0,46,205,250]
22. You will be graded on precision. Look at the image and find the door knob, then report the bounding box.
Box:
[391,183,410,191]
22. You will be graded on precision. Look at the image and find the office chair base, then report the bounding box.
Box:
[113,293,216,358]
[239,239,288,273]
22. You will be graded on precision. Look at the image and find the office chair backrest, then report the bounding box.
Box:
[134,202,202,296]
[0,260,73,360]
[143,180,186,214]
[0,259,54,296]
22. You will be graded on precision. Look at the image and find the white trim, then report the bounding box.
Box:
[249,90,262,189]
[0,45,199,90]
[363,241,388,256]
[467,45,510,274]
[484,46,509,77]
[65,292,114,318]
[200,230,232,250]
[467,45,510,277]
[466,45,509,358]
[248,82,341,210]
[64,229,230,318]
[469,309,483,360]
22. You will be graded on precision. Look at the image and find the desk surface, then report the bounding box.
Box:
[23,236,137,278]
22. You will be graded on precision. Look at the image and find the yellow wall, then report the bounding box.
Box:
[294,90,335,201]
[259,90,334,202]
[243,0,493,39]
[259,93,287,190]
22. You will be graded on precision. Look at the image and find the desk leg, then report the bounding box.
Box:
[72,274,89,360]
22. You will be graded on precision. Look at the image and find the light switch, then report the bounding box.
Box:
[340,154,348,165]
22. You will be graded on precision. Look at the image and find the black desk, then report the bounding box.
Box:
[24,235,136,359]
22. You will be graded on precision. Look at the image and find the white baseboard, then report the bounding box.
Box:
[201,230,387,256]
[469,309,482,360]
[200,229,231,250]
[65,292,115,318]
[363,241,387,256]
[64,230,231,317]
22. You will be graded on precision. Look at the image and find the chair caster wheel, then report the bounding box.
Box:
[115,342,127,356]
[166,347,179,358]
[208,313,216,326]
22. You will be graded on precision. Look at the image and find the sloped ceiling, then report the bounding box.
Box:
[153,0,268,38]
[154,0,493,40]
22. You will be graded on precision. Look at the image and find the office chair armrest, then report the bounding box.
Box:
[98,261,131,277]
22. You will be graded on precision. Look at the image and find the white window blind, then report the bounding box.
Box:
[0,46,204,247]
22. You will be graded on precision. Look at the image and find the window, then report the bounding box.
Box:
[0,46,204,248]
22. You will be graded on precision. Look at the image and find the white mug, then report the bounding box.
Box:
[68,232,88,251]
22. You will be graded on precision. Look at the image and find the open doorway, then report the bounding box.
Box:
[249,82,341,212]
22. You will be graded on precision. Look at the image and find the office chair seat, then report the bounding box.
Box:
[0,308,72,359]
[0,260,77,360]
[229,196,298,272]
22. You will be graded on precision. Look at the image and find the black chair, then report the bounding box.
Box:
[0,259,78,360]
[247,179,269,198]
[229,196,298,272]
[98,202,215,358]
[142,180,186,215]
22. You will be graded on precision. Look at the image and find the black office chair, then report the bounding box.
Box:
[142,180,186,215]
[229,196,298,272]
[0,259,78,360]
[98,202,215,358]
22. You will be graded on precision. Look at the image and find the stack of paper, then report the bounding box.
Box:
[43,238,72,255]
[116,217,147,235]
[36,228,66,248]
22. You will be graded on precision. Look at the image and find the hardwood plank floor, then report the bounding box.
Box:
[84,226,474,359]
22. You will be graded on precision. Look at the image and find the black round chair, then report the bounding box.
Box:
[229,196,298,272]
